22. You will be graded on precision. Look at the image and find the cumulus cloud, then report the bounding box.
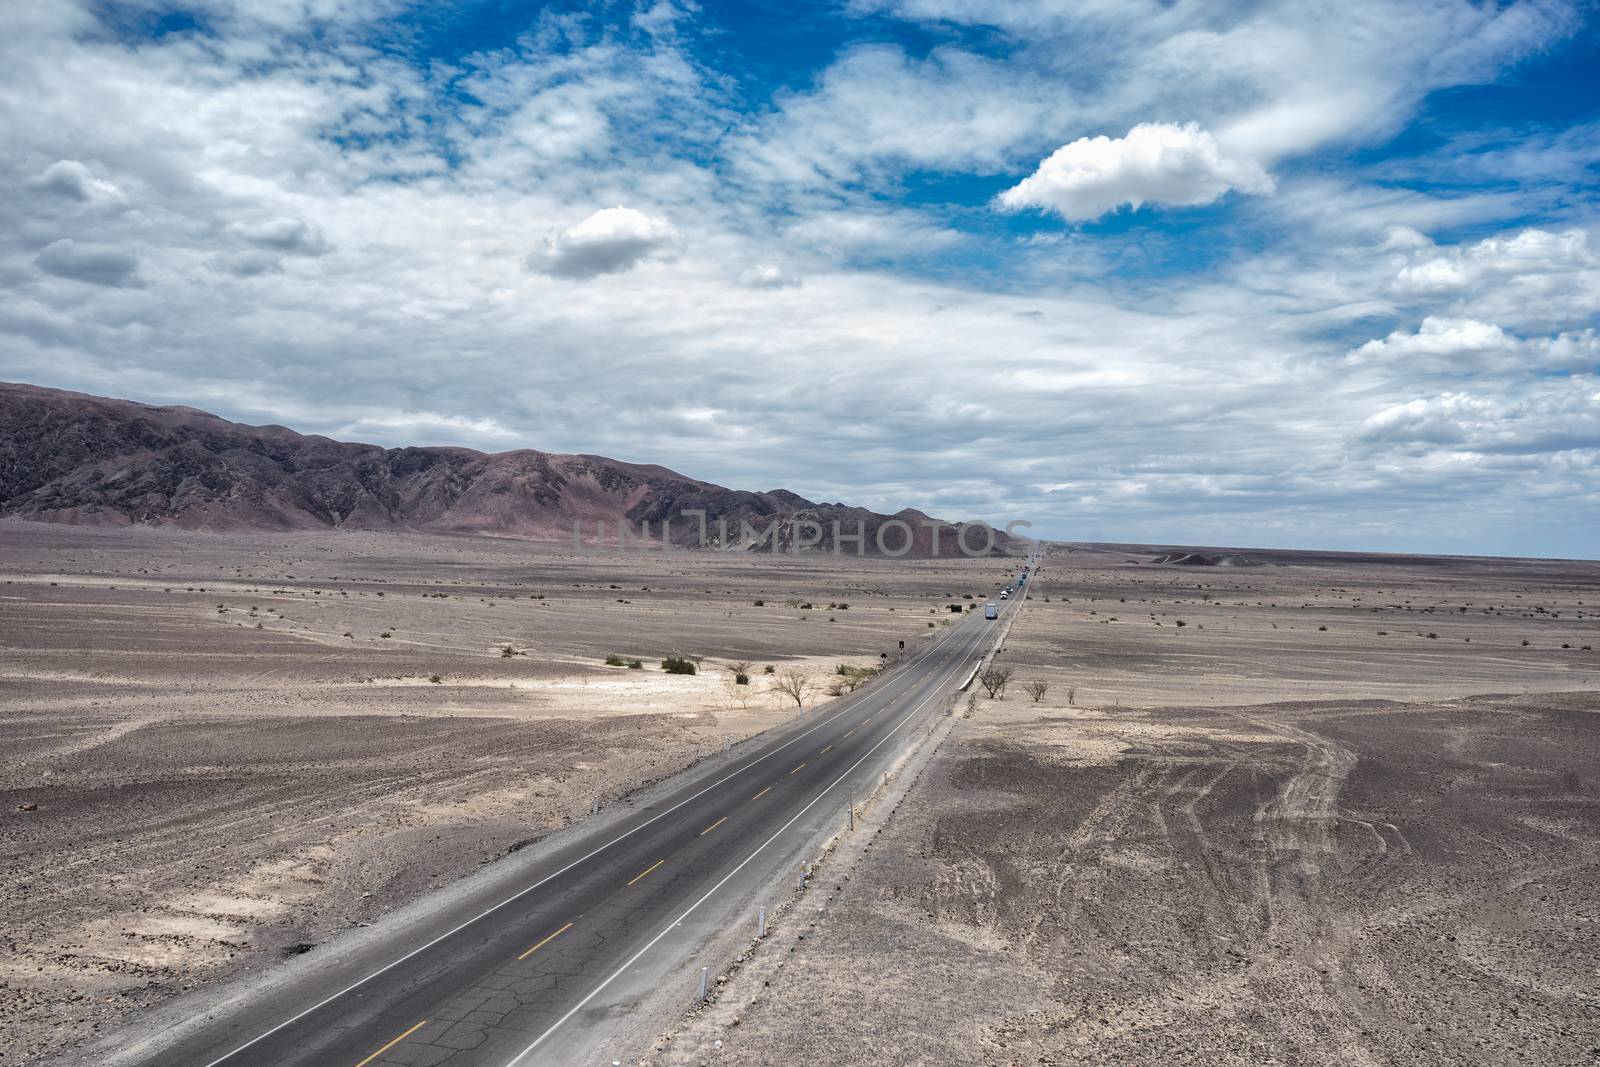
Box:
[1383,227,1600,334]
[997,122,1274,221]
[26,159,121,203]
[1357,381,1600,455]
[738,263,801,289]
[1393,228,1594,295]
[1350,317,1600,373]
[527,206,678,279]
[34,239,141,287]
[227,218,331,256]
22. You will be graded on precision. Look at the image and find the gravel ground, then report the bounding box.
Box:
[0,522,1016,1063]
[663,544,1600,1065]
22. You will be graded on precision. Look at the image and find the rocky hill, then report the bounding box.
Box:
[0,383,1016,556]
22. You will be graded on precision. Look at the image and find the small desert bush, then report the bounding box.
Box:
[605,653,629,667]
[662,656,697,675]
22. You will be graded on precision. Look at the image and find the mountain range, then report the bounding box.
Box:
[0,382,1018,557]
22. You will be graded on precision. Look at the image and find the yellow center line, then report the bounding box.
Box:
[517,921,573,961]
[789,762,806,775]
[751,786,771,801]
[820,745,833,755]
[354,1020,426,1067]
[699,816,727,836]
[628,859,665,886]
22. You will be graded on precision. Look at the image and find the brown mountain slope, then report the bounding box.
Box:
[0,383,1016,556]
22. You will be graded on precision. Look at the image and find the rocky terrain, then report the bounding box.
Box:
[0,382,1015,556]
[664,543,1600,1065]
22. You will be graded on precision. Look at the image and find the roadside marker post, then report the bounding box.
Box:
[698,966,709,1002]
[757,905,767,938]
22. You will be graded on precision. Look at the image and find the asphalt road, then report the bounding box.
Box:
[120,561,1033,1067]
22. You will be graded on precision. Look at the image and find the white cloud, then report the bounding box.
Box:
[1357,381,1600,456]
[1393,228,1595,294]
[527,206,678,279]
[997,122,1274,221]
[785,210,961,258]
[1384,227,1600,333]
[227,217,330,256]
[0,0,1594,557]
[738,263,801,290]
[1350,317,1600,373]
[733,45,1054,185]
[27,159,122,203]
[34,239,142,287]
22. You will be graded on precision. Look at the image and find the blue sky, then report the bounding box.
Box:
[1,0,1598,557]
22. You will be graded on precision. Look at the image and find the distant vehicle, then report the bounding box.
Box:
[999,589,1010,599]
[984,603,998,619]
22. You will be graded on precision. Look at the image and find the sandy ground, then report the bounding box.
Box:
[664,543,1600,1065]
[0,522,1016,1064]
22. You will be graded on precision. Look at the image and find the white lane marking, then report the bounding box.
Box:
[507,615,994,1064]
[197,608,984,1067]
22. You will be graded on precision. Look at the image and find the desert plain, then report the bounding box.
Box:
[665,542,1600,1065]
[4,527,1599,1065]
[0,521,1013,1063]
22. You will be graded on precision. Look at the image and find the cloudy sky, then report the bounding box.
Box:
[1,0,1597,557]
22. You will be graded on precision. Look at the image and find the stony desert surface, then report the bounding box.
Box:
[0,521,1015,1063]
[667,543,1600,1065]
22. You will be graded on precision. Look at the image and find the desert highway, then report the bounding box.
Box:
[114,560,1033,1067]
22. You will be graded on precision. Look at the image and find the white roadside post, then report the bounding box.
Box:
[757,905,767,938]
[697,966,709,1002]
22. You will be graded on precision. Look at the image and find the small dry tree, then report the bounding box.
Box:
[773,667,818,708]
[1022,679,1051,702]
[978,665,1013,699]
[730,660,754,685]
[724,674,756,709]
